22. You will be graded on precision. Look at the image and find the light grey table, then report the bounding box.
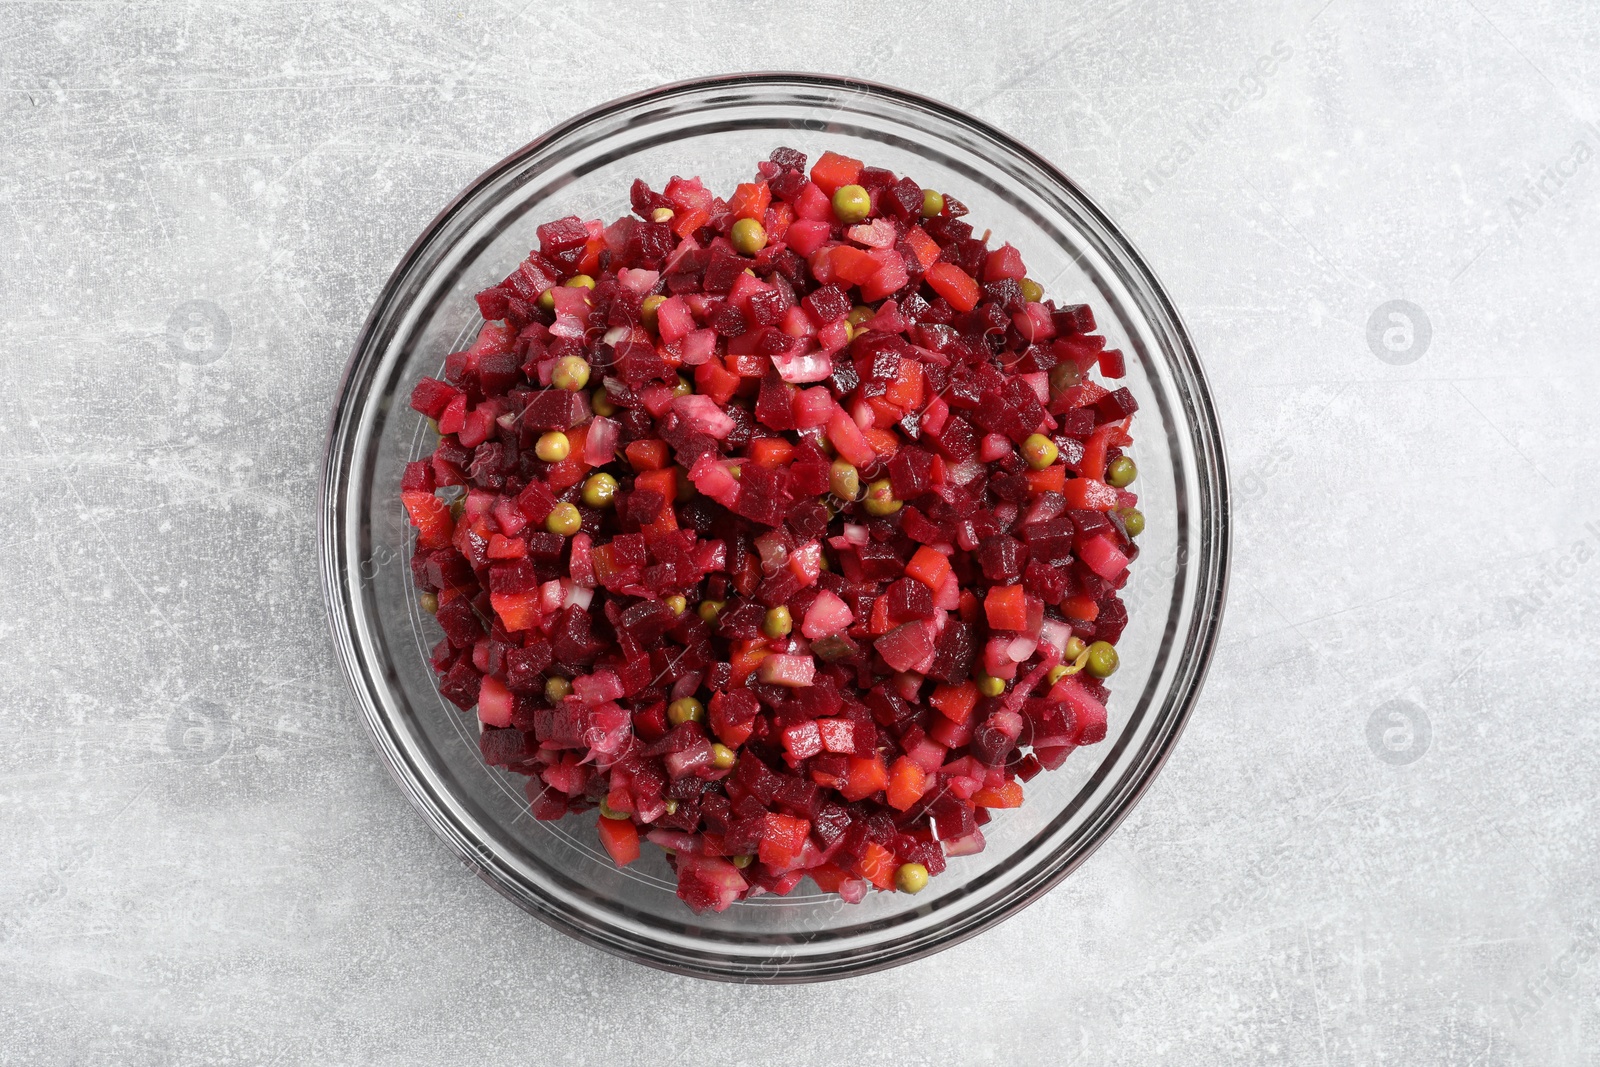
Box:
[4,2,1597,1063]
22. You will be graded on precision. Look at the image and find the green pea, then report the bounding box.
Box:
[920,189,944,218]
[564,274,595,290]
[1119,506,1145,537]
[419,592,439,615]
[710,743,737,771]
[730,853,753,869]
[667,696,704,726]
[977,674,1005,698]
[896,862,930,894]
[1106,456,1138,488]
[1065,636,1088,662]
[1085,641,1119,679]
[535,431,570,462]
[829,459,861,502]
[832,184,872,223]
[650,207,675,224]
[861,478,901,517]
[537,289,555,312]
[846,305,875,327]
[581,472,618,509]
[763,605,793,639]
[730,217,768,255]
[545,502,581,537]
[640,294,666,331]
[545,676,573,703]
[671,374,693,398]
[697,599,725,623]
[552,355,591,392]
[590,389,619,417]
[1048,362,1083,395]
[1021,433,1059,471]
[664,594,687,616]
[1020,278,1044,303]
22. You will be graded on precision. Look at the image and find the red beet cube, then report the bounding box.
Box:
[884,577,935,623]
[536,215,589,256]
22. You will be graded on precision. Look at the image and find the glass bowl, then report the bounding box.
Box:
[318,73,1229,983]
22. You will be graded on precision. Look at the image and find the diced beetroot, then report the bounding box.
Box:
[675,855,749,913]
[410,377,460,419]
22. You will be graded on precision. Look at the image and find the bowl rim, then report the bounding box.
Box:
[318,70,1231,982]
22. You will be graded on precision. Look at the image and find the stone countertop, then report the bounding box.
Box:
[3,2,1598,1063]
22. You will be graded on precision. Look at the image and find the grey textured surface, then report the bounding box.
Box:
[3,1,1598,1063]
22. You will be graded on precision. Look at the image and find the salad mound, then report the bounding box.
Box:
[403,147,1142,911]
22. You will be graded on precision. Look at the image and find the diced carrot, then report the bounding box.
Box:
[490,590,541,633]
[884,359,924,410]
[862,427,900,459]
[1080,425,1115,481]
[886,756,928,811]
[486,533,527,559]
[728,639,772,687]
[1025,465,1066,495]
[749,438,795,468]
[985,584,1028,631]
[596,817,641,867]
[866,396,904,429]
[929,680,978,722]
[626,438,670,472]
[809,150,863,195]
[633,467,677,501]
[855,841,897,890]
[672,206,710,238]
[868,595,892,636]
[905,545,952,590]
[566,423,589,466]
[1061,594,1100,622]
[972,778,1025,809]
[545,456,585,492]
[830,245,881,287]
[839,755,889,802]
[694,359,740,406]
[727,181,771,220]
[402,490,454,549]
[1063,477,1120,511]
[925,262,980,313]
[758,812,811,867]
[902,226,942,271]
[576,236,604,277]
[808,862,853,893]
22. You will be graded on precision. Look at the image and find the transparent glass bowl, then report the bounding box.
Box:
[318,73,1229,982]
